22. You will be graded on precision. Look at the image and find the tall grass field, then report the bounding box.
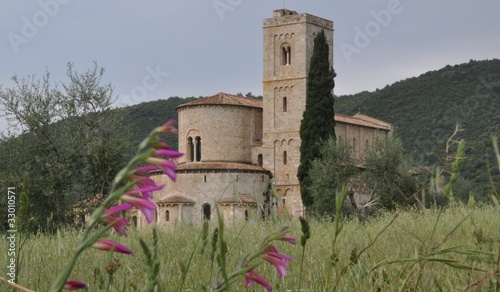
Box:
[1,204,499,291]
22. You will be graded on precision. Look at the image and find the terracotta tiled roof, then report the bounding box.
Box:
[176,162,269,172]
[157,195,195,205]
[335,114,392,130]
[219,194,257,205]
[176,92,262,110]
[353,113,392,128]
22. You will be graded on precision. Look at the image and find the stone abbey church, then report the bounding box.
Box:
[136,9,392,228]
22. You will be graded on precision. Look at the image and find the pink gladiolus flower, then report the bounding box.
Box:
[145,157,177,182]
[156,119,178,134]
[150,140,171,150]
[127,184,165,199]
[120,194,157,223]
[245,269,272,292]
[260,245,294,277]
[92,239,133,255]
[130,174,160,191]
[63,280,87,290]
[135,165,160,174]
[278,234,297,245]
[101,203,133,236]
[155,148,183,159]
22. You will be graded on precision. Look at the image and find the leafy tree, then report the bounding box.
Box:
[0,62,130,230]
[298,29,336,208]
[309,137,356,217]
[362,137,417,210]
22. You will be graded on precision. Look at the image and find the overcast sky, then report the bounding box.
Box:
[1,1,499,132]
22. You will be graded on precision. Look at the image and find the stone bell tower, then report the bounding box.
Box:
[260,9,333,217]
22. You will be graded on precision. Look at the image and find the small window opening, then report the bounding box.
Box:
[195,136,201,161]
[132,216,137,227]
[187,137,194,162]
[257,154,263,166]
[283,151,288,165]
[282,198,286,206]
[204,175,207,183]
[283,97,287,112]
[261,175,265,182]
[202,203,211,220]
[236,175,239,182]
[245,210,249,221]
[353,138,356,153]
[165,210,170,222]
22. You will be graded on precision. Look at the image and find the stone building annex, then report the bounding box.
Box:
[135,9,392,228]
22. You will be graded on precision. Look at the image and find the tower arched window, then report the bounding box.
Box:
[187,137,194,162]
[202,203,211,220]
[281,44,291,66]
[165,210,170,222]
[283,151,288,165]
[257,154,263,166]
[195,136,201,162]
[283,97,287,112]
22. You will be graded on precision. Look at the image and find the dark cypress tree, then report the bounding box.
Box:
[298,29,336,209]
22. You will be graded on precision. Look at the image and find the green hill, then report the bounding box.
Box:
[335,59,500,187]
[113,96,199,151]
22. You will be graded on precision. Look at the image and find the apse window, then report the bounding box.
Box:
[187,137,194,162]
[195,136,202,161]
[202,203,211,220]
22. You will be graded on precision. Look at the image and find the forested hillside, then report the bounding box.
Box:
[336,59,500,188]
[114,96,199,151]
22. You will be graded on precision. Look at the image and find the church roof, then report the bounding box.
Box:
[175,162,269,172]
[335,113,392,131]
[176,92,262,110]
[219,194,257,205]
[157,195,195,205]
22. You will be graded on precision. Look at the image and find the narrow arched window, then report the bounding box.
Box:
[283,151,288,165]
[283,97,287,112]
[287,46,292,65]
[187,137,194,162]
[257,154,263,166]
[281,46,287,65]
[195,136,201,162]
[281,44,291,65]
[165,210,170,222]
[245,210,249,221]
[202,203,211,220]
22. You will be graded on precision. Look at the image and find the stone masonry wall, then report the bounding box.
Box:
[177,105,262,164]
